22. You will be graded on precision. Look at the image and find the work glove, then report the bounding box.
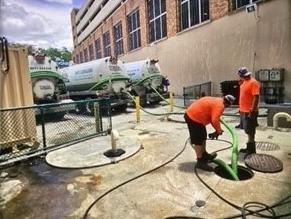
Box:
[208,131,223,140]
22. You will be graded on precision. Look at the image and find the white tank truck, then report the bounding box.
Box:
[60,57,130,113]
[124,59,169,106]
[28,54,74,119]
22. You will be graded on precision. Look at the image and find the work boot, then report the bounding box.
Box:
[202,152,217,161]
[235,124,241,129]
[239,142,256,154]
[246,142,256,154]
[196,159,213,171]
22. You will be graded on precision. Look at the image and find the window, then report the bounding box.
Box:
[84,48,88,62]
[80,51,84,63]
[127,9,141,51]
[232,0,259,10]
[103,31,111,57]
[113,22,124,56]
[89,44,94,60]
[148,0,167,43]
[179,0,209,31]
[95,38,102,59]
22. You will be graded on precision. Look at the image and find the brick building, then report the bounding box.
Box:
[71,0,291,100]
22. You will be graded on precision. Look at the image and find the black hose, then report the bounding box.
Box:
[82,138,189,219]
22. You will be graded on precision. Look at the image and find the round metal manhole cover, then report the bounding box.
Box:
[256,142,280,151]
[245,154,283,173]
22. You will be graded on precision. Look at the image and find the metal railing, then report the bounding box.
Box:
[183,81,212,106]
[0,99,112,165]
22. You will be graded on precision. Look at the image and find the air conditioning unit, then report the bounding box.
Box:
[246,3,257,13]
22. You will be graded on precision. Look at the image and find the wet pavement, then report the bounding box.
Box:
[1,99,291,219]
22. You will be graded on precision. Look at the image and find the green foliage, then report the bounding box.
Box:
[44,47,71,62]
[8,42,72,62]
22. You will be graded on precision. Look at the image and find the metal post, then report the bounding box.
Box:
[169,92,173,113]
[40,107,46,149]
[135,96,140,123]
[183,87,186,107]
[94,102,101,133]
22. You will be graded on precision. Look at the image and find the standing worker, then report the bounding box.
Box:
[237,67,260,155]
[184,95,236,171]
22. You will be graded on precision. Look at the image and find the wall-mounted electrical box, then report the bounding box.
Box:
[269,68,284,81]
[257,69,269,81]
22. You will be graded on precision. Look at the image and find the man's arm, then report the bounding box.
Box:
[251,95,259,112]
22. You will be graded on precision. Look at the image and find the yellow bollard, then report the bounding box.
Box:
[135,96,140,123]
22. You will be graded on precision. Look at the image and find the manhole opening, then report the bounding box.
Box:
[214,165,254,181]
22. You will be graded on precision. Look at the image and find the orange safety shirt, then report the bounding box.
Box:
[186,97,224,134]
[239,78,260,113]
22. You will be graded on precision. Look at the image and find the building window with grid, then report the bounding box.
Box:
[127,9,141,51]
[80,51,84,63]
[84,48,88,62]
[232,0,259,10]
[89,44,94,60]
[148,0,167,43]
[95,38,102,59]
[103,31,111,57]
[113,22,124,56]
[179,0,209,31]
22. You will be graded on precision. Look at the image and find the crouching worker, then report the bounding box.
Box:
[184,95,236,171]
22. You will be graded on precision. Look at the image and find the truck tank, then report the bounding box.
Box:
[28,55,73,119]
[124,59,169,106]
[60,57,129,113]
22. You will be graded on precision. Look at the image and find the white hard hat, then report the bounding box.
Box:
[224,95,236,105]
[237,67,252,77]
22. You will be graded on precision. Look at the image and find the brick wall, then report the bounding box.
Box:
[210,0,229,21]
[166,0,178,37]
[72,0,232,63]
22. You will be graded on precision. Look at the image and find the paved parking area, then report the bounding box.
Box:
[1,99,291,219]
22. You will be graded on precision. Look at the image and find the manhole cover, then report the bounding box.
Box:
[245,154,283,173]
[256,142,280,151]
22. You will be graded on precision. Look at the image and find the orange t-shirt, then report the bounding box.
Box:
[239,78,260,113]
[186,97,224,134]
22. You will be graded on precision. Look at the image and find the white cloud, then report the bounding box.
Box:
[1,1,73,50]
[45,0,72,4]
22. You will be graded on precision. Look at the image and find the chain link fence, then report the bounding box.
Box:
[183,81,212,106]
[0,99,112,165]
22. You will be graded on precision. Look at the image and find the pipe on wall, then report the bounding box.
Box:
[273,112,291,130]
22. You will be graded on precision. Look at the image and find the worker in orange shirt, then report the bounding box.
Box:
[237,67,260,155]
[184,95,236,171]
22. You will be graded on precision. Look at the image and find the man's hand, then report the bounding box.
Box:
[208,131,223,140]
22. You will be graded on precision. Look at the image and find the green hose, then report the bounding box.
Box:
[213,159,239,181]
[150,86,185,109]
[211,117,239,181]
[126,92,184,116]
[220,117,238,177]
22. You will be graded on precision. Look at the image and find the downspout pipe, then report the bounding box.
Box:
[273,112,291,130]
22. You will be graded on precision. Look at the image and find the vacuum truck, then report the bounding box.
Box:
[60,57,130,113]
[28,54,73,119]
[124,59,169,106]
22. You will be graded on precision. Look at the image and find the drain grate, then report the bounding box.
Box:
[245,154,283,173]
[256,142,280,151]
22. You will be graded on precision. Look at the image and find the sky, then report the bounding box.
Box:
[1,0,84,51]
